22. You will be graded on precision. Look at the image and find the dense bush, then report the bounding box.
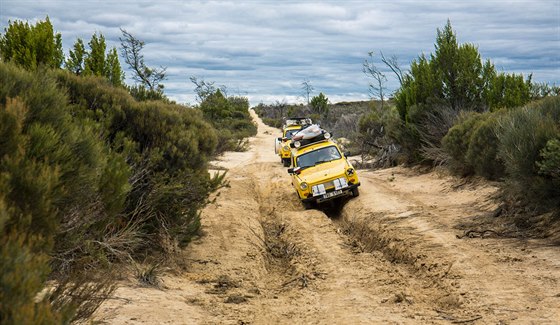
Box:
[55,69,221,250]
[0,63,124,322]
[537,138,560,181]
[408,99,462,163]
[442,112,486,175]
[1,61,253,322]
[465,113,504,180]
[0,230,69,324]
[198,91,256,153]
[496,97,560,204]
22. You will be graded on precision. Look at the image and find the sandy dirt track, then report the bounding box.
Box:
[94,110,560,324]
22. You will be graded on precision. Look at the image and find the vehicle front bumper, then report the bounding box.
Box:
[301,183,360,203]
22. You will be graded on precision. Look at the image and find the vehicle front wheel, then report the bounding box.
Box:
[351,187,360,197]
[282,158,291,167]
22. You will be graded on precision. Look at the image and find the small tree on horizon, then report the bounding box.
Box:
[301,79,314,105]
[310,92,329,118]
[119,28,166,91]
[363,51,388,110]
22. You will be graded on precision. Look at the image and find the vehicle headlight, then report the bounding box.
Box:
[300,182,308,190]
[283,146,290,151]
[346,168,354,176]
[294,141,301,148]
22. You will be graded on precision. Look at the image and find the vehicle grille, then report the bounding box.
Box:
[321,180,335,189]
[311,177,348,197]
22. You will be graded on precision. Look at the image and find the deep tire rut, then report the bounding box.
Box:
[244,159,465,324]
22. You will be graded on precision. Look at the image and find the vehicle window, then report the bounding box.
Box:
[296,146,341,168]
[284,129,299,139]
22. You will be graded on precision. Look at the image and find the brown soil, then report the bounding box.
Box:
[93,110,560,324]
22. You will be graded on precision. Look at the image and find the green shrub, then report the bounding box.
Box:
[0,61,227,321]
[262,117,282,128]
[497,96,560,203]
[0,231,66,325]
[0,14,264,316]
[442,111,485,175]
[197,91,256,154]
[465,113,504,180]
[536,138,560,201]
[57,70,221,249]
[537,138,560,180]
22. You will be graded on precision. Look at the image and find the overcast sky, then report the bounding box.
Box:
[1,0,559,105]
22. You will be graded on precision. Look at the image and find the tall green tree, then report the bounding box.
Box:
[83,32,106,77]
[395,20,500,121]
[0,17,63,70]
[392,20,497,162]
[105,47,124,87]
[70,33,124,87]
[486,72,531,111]
[65,38,86,75]
[391,20,535,163]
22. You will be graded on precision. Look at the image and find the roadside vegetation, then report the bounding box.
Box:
[0,17,255,323]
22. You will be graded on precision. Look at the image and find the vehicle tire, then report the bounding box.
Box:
[302,201,313,210]
[282,158,291,167]
[351,187,360,197]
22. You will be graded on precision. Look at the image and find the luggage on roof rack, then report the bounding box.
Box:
[292,124,321,140]
[290,125,332,148]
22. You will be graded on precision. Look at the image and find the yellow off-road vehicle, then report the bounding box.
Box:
[287,132,360,209]
[275,117,312,167]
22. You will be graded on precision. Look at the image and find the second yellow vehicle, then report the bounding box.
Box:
[275,117,312,167]
[287,132,360,209]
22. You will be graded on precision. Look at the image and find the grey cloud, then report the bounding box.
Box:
[1,0,558,104]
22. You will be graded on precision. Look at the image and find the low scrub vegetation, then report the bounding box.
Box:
[0,60,254,323]
[199,90,257,153]
[444,96,560,208]
[497,98,560,205]
[443,96,560,203]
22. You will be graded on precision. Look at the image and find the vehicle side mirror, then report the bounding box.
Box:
[344,152,350,158]
[277,137,282,141]
[287,168,294,174]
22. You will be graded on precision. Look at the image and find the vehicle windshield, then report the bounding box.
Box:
[296,145,342,168]
[284,129,300,139]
